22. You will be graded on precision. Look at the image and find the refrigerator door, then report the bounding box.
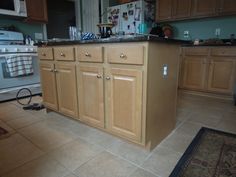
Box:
[107,5,121,34]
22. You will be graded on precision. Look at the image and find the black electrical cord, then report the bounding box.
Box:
[16,88,32,106]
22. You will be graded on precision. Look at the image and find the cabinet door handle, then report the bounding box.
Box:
[60,53,65,57]
[85,52,91,57]
[97,74,102,79]
[120,53,126,59]
[106,76,111,80]
[54,69,58,73]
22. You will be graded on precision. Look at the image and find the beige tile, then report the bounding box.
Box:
[141,147,181,177]
[49,138,103,171]
[3,155,70,177]
[6,114,44,129]
[0,120,15,134]
[64,173,78,177]
[106,140,151,165]
[0,134,44,175]
[18,121,76,152]
[74,151,136,177]
[129,168,158,177]
[159,132,193,153]
[216,119,236,134]
[175,121,203,137]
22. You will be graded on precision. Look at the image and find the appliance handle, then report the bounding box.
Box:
[14,0,21,13]
[0,53,38,57]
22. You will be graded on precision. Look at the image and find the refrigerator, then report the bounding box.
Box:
[107,0,155,35]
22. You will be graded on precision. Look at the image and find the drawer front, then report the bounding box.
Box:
[107,45,144,65]
[77,46,103,63]
[38,47,54,60]
[211,48,236,56]
[184,47,209,56]
[54,47,75,61]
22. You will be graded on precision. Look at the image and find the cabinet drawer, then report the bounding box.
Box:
[107,45,144,65]
[211,48,236,56]
[54,47,75,61]
[77,45,103,63]
[38,47,54,60]
[184,47,209,56]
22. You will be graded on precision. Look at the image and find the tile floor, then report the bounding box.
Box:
[0,94,235,177]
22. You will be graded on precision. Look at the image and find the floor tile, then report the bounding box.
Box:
[0,120,16,134]
[106,140,151,165]
[0,134,44,175]
[49,137,103,171]
[3,155,70,177]
[175,121,203,137]
[74,151,136,177]
[64,173,78,177]
[141,146,181,177]
[129,168,158,177]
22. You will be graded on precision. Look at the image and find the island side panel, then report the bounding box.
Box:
[146,42,181,150]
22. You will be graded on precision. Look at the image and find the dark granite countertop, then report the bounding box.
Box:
[36,35,190,47]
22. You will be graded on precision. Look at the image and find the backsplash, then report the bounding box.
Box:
[169,16,236,40]
[0,17,44,40]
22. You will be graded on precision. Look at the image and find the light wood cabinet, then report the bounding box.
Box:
[78,66,104,128]
[180,47,236,96]
[25,0,48,23]
[39,62,58,110]
[106,68,142,142]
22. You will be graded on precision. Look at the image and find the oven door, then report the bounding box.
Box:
[0,53,41,101]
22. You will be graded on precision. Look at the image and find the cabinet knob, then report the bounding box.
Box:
[120,53,126,59]
[85,52,91,57]
[60,53,65,57]
[106,76,111,80]
[97,74,102,79]
[54,69,58,72]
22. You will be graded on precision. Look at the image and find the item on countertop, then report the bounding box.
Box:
[193,39,200,45]
[138,23,147,34]
[162,24,173,38]
[81,32,97,40]
[69,26,78,40]
[97,23,113,38]
[202,38,224,45]
[149,25,164,37]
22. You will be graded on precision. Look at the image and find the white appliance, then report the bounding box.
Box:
[0,0,27,17]
[107,0,155,34]
[0,30,40,102]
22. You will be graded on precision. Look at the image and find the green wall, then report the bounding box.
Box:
[0,17,44,40]
[169,16,236,40]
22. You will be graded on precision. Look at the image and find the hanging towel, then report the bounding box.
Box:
[5,55,34,77]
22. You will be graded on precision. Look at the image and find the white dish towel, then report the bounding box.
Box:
[5,55,34,77]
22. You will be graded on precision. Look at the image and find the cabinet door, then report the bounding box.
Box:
[172,0,191,19]
[106,68,142,142]
[55,64,78,118]
[219,0,236,15]
[181,56,208,90]
[39,62,58,110]
[78,66,104,128]
[26,0,48,22]
[156,0,172,21]
[207,58,235,94]
[192,0,217,17]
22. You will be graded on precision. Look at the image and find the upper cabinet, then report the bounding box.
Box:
[156,0,236,22]
[192,0,217,17]
[26,0,48,23]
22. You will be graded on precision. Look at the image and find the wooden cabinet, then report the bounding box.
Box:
[172,0,192,19]
[26,0,48,23]
[106,68,142,142]
[78,66,104,128]
[181,56,207,90]
[156,0,172,21]
[180,47,236,96]
[39,62,58,110]
[55,64,78,117]
[192,0,217,17]
[219,0,236,15]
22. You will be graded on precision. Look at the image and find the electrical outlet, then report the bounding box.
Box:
[184,31,189,38]
[215,28,221,37]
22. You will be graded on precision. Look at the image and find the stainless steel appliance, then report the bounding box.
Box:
[0,30,40,102]
[0,0,27,17]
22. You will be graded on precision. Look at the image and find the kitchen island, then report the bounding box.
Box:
[37,36,184,150]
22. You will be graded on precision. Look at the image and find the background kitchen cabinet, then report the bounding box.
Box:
[191,0,217,17]
[26,0,48,23]
[39,62,58,110]
[156,0,172,21]
[78,66,105,128]
[219,0,236,15]
[172,0,192,19]
[106,68,142,142]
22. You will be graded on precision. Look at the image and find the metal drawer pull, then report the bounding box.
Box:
[120,53,126,58]
[85,52,91,57]
[54,69,58,72]
[97,74,102,79]
[106,76,111,80]
[60,53,65,57]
